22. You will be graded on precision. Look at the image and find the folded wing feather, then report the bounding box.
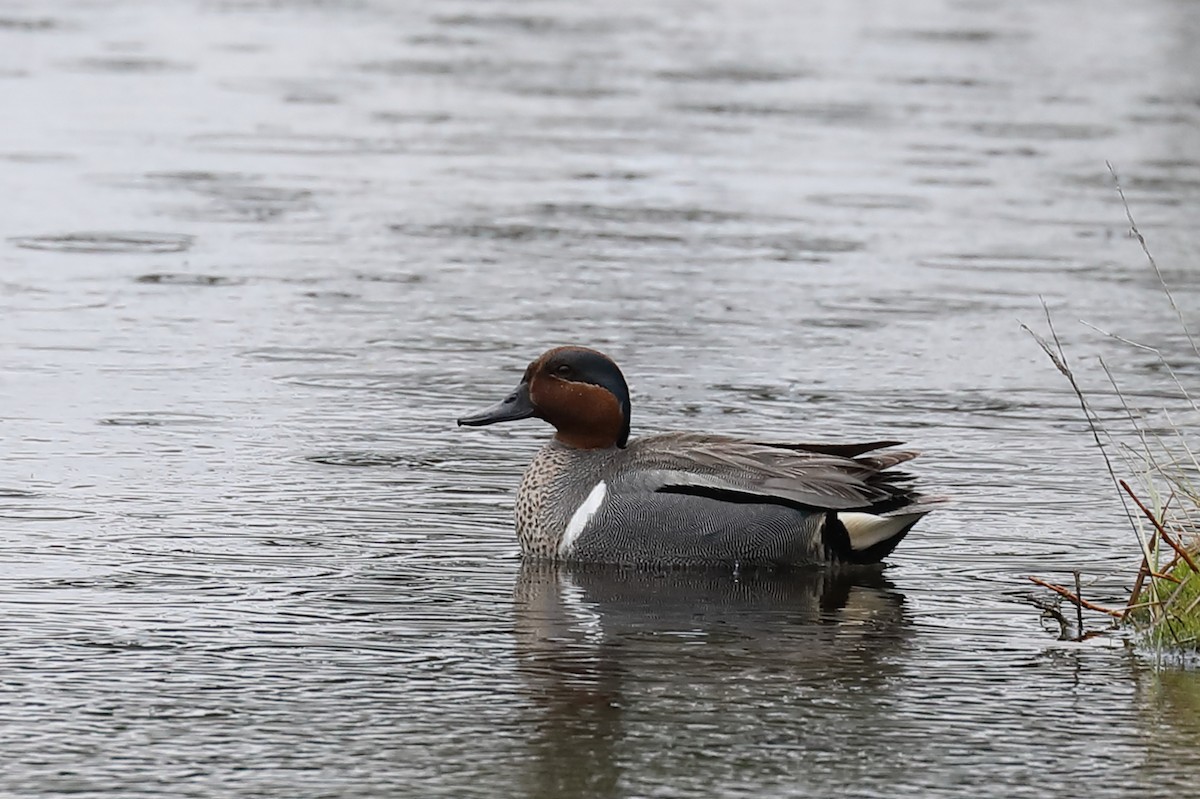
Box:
[625,432,923,512]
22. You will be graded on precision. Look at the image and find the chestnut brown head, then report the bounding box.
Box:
[457,346,631,450]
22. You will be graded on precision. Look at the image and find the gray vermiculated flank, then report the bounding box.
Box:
[514,432,925,566]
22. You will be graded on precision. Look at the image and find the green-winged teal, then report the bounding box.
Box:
[458,346,939,567]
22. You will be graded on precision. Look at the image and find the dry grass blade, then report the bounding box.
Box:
[1021,301,1142,545]
[1081,320,1198,414]
[1107,161,1200,360]
[1020,321,1071,379]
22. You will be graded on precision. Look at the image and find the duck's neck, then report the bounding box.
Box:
[553,430,623,450]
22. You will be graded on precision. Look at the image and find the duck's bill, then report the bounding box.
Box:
[457,381,536,427]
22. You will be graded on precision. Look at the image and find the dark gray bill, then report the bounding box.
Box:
[457,381,536,426]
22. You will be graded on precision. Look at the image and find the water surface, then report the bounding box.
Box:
[2,0,1200,796]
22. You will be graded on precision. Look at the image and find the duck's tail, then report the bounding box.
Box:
[826,499,945,565]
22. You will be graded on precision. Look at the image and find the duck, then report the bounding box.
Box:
[457,346,939,568]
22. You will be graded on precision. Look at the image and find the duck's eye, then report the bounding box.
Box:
[554,364,572,377]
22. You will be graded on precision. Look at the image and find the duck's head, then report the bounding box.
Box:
[457,346,631,450]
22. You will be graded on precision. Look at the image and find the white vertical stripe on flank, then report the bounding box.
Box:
[559,480,607,557]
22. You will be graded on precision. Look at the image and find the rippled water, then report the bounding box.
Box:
[3,0,1200,796]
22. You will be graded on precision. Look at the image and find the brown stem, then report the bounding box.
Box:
[1148,570,1183,584]
[1028,576,1124,618]
[1074,571,1084,632]
[1126,553,1153,620]
[1120,480,1199,572]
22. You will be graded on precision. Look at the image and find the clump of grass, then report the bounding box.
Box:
[1120,479,1200,651]
[1128,559,1200,647]
[1024,163,1200,659]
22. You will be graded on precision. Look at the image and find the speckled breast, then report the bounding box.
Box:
[514,442,613,559]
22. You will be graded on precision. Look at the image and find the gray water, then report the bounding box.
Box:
[3,0,1200,796]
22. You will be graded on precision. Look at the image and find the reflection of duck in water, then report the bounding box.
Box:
[459,346,941,568]
[512,562,911,799]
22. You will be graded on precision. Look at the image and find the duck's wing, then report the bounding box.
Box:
[756,440,902,458]
[621,432,923,512]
